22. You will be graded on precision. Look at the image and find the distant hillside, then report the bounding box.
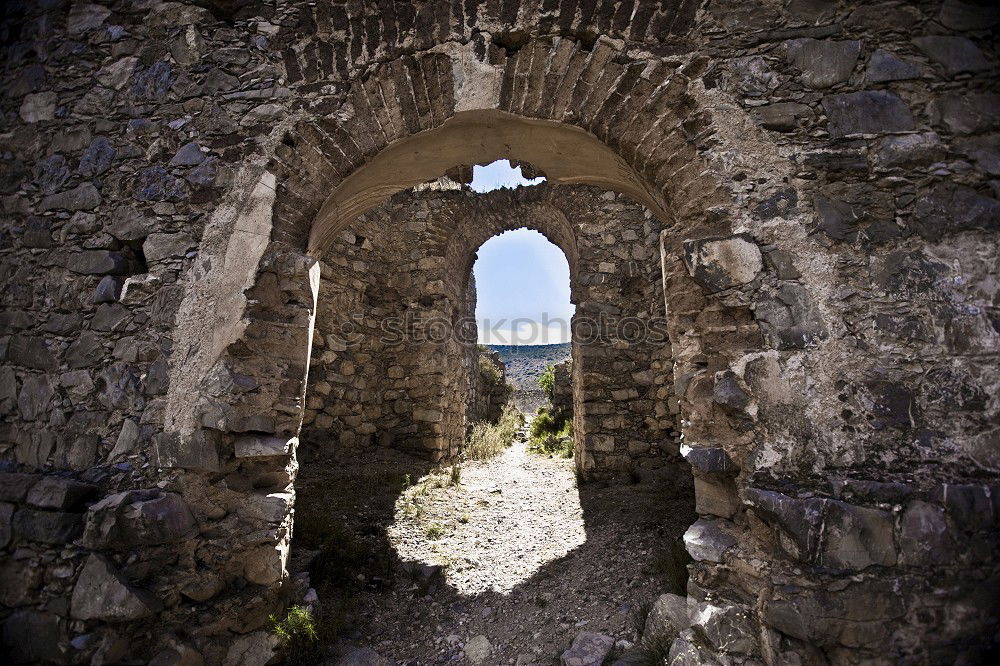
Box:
[488,343,571,413]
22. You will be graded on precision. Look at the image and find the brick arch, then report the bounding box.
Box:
[265,36,730,253]
[440,191,581,299]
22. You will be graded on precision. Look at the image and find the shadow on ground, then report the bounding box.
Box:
[284,440,696,665]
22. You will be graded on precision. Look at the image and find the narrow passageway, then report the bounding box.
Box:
[292,424,694,665]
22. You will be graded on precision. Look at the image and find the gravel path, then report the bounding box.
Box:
[290,430,694,666]
[293,436,694,665]
[389,440,586,596]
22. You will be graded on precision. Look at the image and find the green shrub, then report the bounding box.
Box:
[538,364,555,401]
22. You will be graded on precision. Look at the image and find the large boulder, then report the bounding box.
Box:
[682,518,737,563]
[642,593,690,646]
[83,489,195,549]
[689,601,757,655]
[682,235,762,293]
[561,632,615,666]
[70,554,162,621]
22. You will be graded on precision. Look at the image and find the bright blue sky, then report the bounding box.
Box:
[469,161,573,345]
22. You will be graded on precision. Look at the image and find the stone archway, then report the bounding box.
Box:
[4,2,997,664]
[157,30,824,664]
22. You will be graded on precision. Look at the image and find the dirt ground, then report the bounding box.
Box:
[290,434,695,665]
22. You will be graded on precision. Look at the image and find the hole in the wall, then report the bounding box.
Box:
[469,159,546,194]
[573,30,600,51]
[492,30,530,55]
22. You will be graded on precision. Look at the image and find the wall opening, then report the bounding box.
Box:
[289,184,695,663]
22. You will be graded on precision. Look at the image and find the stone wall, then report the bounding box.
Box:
[0,0,997,663]
[302,183,674,470]
[550,359,573,415]
[467,348,512,425]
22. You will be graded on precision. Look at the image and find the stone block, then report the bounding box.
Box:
[0,472,41,502]
[67,250,130,275]
[913,36,990,76]
[222,631,279,666]
[39,183,101,212]
[560,631,614,666]
[744,488,825,560]
[155,430,221,472]
[71,554,163,621]
[753,283,827,350]
[786,38,861,88]
[666,629,720,666]
[83,489,195,548]
[19,92,57,123]
[0,557,42,606]
[695,476,739,519]
[932,483,996,530]
[817,501,896,570]
[13,508,83,544]
[243,491,293,523]
[938,0,1000,30]
[26,476,99,511]
[234,434,296,458]
[0,502,13,548]
[753,102,814,132]
[682,447,736,476]
[928,93,1000,135]
[682,234,762,293]
[911,183,1000,242]
[643,593,690,645]
[143,232,196,262]
[683,518,737,563]
[822,91,914,138]
[690,601,756,655]
[866,49,921,83]
[877,132,945,169]
[1,610,70,664]
[765,581,905,649]
[899,501,955,566]
[243,543,287,585]
[9,336,57,372]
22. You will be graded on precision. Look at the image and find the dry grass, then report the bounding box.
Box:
[464,403,524,460]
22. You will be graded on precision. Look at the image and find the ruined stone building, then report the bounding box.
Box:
[0,0,998,664]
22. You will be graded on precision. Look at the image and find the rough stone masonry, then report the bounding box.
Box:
[0,1,998,665]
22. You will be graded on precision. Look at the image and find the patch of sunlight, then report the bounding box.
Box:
[388,446,585,595]
[470,159,546,193]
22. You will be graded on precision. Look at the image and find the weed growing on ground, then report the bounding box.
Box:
[449,465,462,486]
[629,597,655,638]
[269,605,318,664]
[629,635,675,665]
[464,403,524,460]
[424,523,445,539]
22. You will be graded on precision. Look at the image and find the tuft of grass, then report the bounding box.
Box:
[629,597,655,639]
[464,403,524,460]
[424,523,445,539]
[628,635,674,666]
[269,605,318,664]
[449,465,462,486]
